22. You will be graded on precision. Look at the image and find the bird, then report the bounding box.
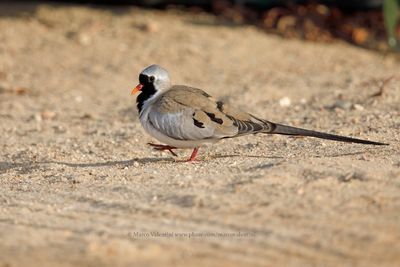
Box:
[131,64,387,162]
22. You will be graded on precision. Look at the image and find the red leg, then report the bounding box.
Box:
[187,147,199,162]
[147,143,178,157]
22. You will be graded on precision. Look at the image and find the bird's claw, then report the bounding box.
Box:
[147,143,178,157]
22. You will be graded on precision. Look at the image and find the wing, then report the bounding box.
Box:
[149,85,269,141]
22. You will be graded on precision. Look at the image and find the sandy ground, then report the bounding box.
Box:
[0,2,400,267]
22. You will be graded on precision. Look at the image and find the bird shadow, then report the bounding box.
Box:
[0,154,280,173]
[0,157,172,174]
[0,150,369,174]
[49,157,173,168]
[312,151,365,158]
[210,154,284,160]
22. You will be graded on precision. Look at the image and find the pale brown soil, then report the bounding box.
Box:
[0,2,400,267]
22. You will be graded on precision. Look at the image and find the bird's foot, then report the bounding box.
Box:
[186,147,199,162]
[147,143,178,157]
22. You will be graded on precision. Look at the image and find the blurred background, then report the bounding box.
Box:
[7,0,400,51]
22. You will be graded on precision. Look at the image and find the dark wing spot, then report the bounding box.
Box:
[205,112,223,125]
[216,101,224,112]
[193,118,205,128]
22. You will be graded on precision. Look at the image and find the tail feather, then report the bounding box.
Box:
[266,122,387,146]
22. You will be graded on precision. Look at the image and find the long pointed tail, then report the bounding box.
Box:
[267,122,388,145]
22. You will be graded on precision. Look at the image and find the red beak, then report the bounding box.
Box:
[131,84,143,95]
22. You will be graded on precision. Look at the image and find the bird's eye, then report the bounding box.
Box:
[149,76,155,82]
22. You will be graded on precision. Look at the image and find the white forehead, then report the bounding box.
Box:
[141,64,170,80]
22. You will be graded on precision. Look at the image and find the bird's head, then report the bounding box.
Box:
[131,64,171,97]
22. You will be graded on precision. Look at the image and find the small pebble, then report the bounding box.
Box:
[41,111,56,120]
[331,100,352,110]
[279,97,291,107]
[80,113,93,120]
[14,87,30,95]
[297,188,304,195]
[78,33,91,46]
[53,125,66,133]
[34,113,42,122]
[353,104,364,111]
[139,22,159,33]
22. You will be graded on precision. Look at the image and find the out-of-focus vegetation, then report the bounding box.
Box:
[384,0,400,49]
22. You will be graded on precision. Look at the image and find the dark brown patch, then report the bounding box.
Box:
[193,119,205,128]
[193,115,205,128]
[205,112,223,124]
[216,101,224,112]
